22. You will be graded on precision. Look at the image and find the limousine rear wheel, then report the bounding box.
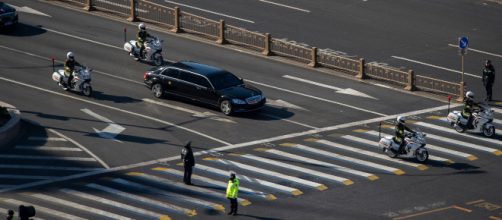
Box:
[220,100,233,115]
[152,83,164,98]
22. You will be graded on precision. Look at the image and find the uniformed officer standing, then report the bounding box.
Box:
[482,60,495,101]
[181,141,195,185]
[226,172,240,216]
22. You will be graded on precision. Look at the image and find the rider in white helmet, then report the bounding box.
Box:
[136,23,152,59]
[63,52,81,89]
[461,91,479,128]
[393,116,414,154]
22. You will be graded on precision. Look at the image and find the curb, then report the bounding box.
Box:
[0,101,21,147]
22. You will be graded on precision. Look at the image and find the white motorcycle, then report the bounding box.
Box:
[52,66,93,97]
[124,37,163,66]
[379,131,429,163]
[446,104,496,137]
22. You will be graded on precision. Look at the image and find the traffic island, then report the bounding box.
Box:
[0,101,21,147]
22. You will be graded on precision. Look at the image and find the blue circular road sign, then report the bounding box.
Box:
[459,36,469,49]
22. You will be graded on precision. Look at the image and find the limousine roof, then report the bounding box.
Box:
[171,61,227,77]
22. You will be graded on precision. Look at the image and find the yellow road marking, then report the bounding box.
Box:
[343,180,354,185]
[127,172,143,176]
[494,150,502,156]
[203,157,219,161]
[266,194,277,201]
[160,215,172,220]
[393,169,406,175]
[353,129,369,133]
[368,175,379,181]
[466,155,478,161]
[304,138,319,142]
[240,199,251,206]
[393,205,471,220]
[152,167,169,171]
[316,184,328,191]
[466,199,485,205]
[489,216,502,220]
[253,148,269,152]
[291,189,303,196]
[279,143,297,147]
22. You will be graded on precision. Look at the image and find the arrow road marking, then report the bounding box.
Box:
[266,99,308,111]
[142,98,236,124]
[10,5,51,17]
[283,75,377,99]
[81,108,125,142]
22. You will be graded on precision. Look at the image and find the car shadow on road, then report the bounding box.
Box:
[0,23,46,36]
[91,91,143,104]
[237,105,295,121]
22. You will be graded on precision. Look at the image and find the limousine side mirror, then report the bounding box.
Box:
[239,78,244,83]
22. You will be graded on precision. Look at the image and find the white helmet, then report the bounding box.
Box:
[138,23,146,30]
[466,91,474,99]
[397,116,406,124]
[66,52,74,59]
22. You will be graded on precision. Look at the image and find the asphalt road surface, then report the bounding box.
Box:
[0,0,501,219]
[158,0,502,102]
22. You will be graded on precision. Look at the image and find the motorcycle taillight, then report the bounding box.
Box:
[144,72,149,80]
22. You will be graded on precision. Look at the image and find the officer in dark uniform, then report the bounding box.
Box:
[482,60,495,101]
[181,141,195,185]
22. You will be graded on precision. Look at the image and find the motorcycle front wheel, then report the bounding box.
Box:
[415,149,429,163]
[483,125,495,138]
[82,84,92,97]
[454,124,466,133]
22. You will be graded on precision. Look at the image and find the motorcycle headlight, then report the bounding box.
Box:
[232,99,246,104]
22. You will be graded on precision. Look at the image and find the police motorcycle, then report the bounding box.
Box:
[124,37,163,66]
[379,128,429,163]
[446,104,496,137]
[52,65,93,97]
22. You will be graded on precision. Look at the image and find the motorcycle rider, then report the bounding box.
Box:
[393,116,414,154]
[136,23,152,60]
[63,52,81,90]
[461,91,480,129]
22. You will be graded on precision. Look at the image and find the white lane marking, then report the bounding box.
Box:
[15,145,83,151]
[0,165,103,171]
[259,0,310,12]
[164,0,254,23]
[375,83,392,89]
[48,129,110,169]
[284,143,404,174]
[112,177,225,211]
[142,98,236,124]
[94,0,148,13]
[391,56,481,79]
[153,167,276,200]
[86,183,196,217]
[10,5,51,17]
[493,118,502,125]
[448,44,502,58]
[259,148,378,180]
[42,27,123,50]
[0,76,232,146]
[314,139,427,170]
[0,103,457,193]
[28,137,67,141]
[0,174,53,179]
[0,155,96,162]
[3,198,79,220]
[61,188,171,219]
[414,122,502,155]
[283,75,377,99]
[237,153,353,185]
[261,113,318,129]
[365,130,476,160]
[30,193,131,220]
[205,157,331,189]
[193,163,302,195]
[247,80,387,116]
[345,133,454,164]
[81,108,126,142]
[266,99,308,111]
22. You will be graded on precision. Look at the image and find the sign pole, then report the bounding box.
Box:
[456,36,468,102]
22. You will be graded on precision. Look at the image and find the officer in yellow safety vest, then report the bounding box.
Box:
[226,172,239,216]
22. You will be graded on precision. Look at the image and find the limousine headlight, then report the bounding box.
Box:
[232,99,246,104]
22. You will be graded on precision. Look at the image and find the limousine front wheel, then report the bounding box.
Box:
[152,83,164,98]
[220,100,233,115]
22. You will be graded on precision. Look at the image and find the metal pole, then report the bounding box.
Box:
[448,96,451,114]
[124,27,126,43]
[461,54,465,85]
[378,121,381,140]
[52,58,55,73]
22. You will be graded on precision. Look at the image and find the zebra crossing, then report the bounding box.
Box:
[0,123,105,190]
[1,107,501,219]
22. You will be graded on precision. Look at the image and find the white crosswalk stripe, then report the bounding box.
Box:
[414,122,502,155]
[493,118,502,125]
[279,143,404,175]
[493,107,502,114]
[2,198,78,220]
[0,164,103,171]
[345,132,454,164]
[204,157,331,189]
[311,138,428,170]
[254,148,378,180]
[86,183,196,217]
[152,167,276,200]
[193,163,303,196]
[122,172,230,208]
[364,130,477,161]
[28,137,67,141]
[29,193,131,220]
[0,155,96,161]
[234,153,355,184]
[15,145,82,151]
[424,132,500,155]
[60,188,172,220]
